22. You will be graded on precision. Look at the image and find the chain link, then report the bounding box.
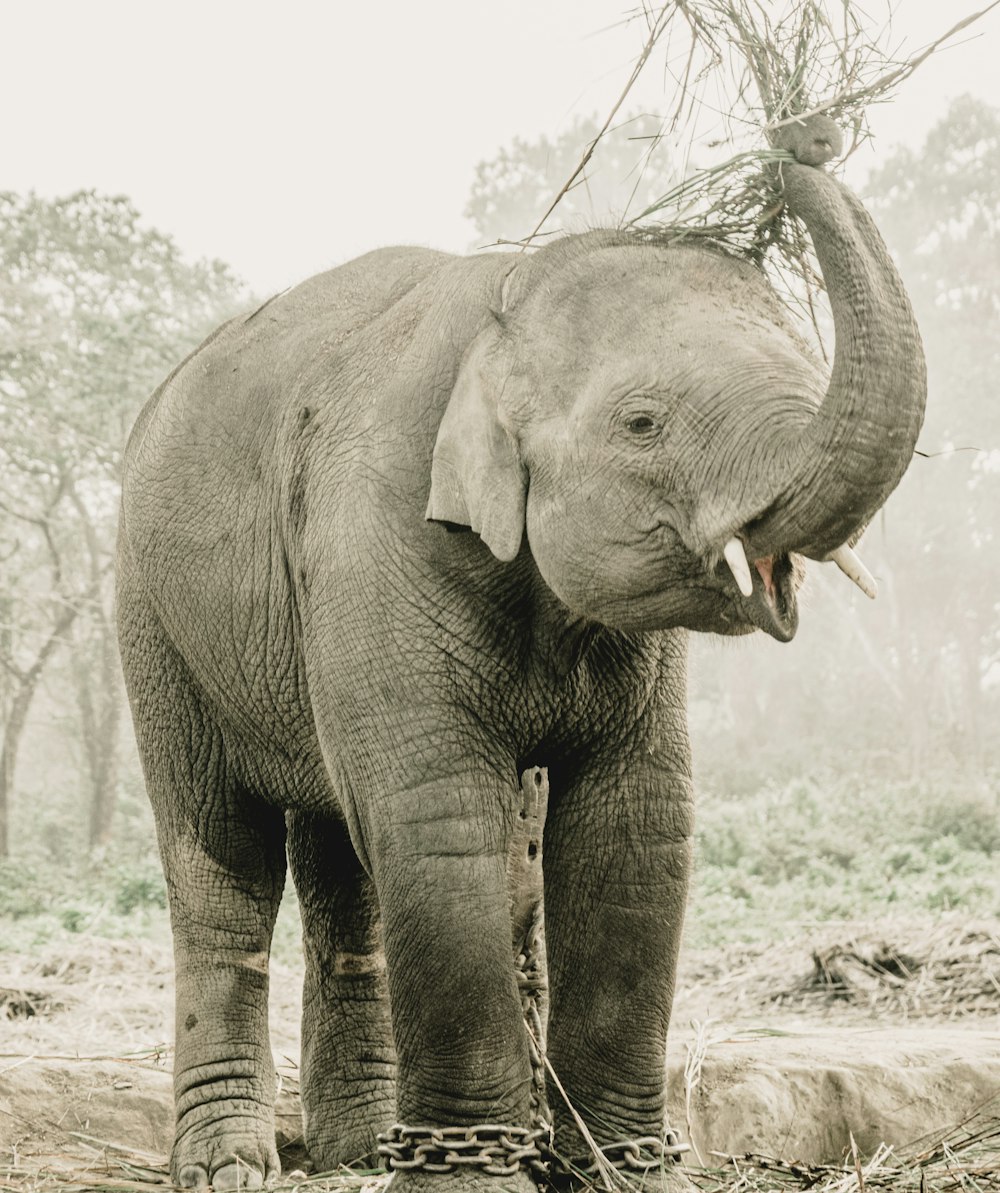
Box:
[550,1133,690,1180]
[377,1123,550,1177]
[378,1124,689,1181]
[515,904,550,1140]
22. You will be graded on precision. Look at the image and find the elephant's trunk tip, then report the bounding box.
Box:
[771,113,845,168]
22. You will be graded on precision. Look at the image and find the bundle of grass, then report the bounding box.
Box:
[775,921,1000,1017]
[529,0,997,331]
[677,915,1000,1019]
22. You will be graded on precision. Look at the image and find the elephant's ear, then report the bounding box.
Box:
[426,332,527,563]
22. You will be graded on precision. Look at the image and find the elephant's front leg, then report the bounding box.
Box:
[363,768,539,1191]
[543,741,694,1184]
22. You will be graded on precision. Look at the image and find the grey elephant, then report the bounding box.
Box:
[117,114,925,1192]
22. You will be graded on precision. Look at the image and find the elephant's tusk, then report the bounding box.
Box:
[723,537,754,597]
[827,544,877,600]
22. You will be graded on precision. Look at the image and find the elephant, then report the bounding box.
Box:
[116,113,925,1192]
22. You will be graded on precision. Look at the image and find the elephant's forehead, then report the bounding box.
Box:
[521,244,802,355]
[518,268,814,391]
[536,240,772,311]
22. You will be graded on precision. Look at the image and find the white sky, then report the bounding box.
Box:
[5,1,1000,296]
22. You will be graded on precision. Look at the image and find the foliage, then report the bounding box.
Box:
[0,190,249,856]
[0,190,245,468]
[2,771,995,962]
[0,850,167,934]
[0,841,305,966]
[688,773,1000,948]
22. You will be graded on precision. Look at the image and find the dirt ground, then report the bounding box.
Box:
[1,922,999,1188]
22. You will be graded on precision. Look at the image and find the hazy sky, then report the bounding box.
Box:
[5,1,999,295]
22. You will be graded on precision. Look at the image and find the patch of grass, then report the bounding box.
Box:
[687,775,1000,947]
[0,846,306,966]
[4,775,996,960]
[0,850,170,952]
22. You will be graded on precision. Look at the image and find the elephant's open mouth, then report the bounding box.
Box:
[719,550,799,643]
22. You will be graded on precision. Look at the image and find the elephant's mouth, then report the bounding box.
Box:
[716,549,800,642]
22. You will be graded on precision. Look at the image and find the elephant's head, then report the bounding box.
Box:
[427,117,926,642]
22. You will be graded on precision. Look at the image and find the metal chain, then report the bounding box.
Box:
[376,1123,550,1177]
[515,902,550,1140]
[378,1124,689,1181]
[550,1133,690,1181]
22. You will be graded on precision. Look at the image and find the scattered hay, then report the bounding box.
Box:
[692,1096,1000,1191]
[522,1,998,334]
[678,916,1000,1020]
[775,924,1000,1017]
[0,1143,386,1193]
[4,922,998,1189]
[4,1111,1000,1193]
[0,937,174,1058]
[28,938,172,984]
[0,987,64,1020]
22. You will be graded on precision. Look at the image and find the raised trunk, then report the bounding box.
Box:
[747,139,927,561]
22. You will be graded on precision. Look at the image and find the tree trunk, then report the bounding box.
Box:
[87,677,123,853]
[76,615,125,854]
[0,607,77,857]
[65,489,124,855]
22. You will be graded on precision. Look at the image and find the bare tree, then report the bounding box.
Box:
[0,191,248,857]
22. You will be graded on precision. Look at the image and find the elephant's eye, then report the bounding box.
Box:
[624,414,657,434]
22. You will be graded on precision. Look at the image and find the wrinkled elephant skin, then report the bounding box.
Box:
[117,117,924,1191]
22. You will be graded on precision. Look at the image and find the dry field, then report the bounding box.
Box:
[1,917,998,1192]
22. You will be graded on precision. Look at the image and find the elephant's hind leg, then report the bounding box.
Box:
[287,810,395,1170]
[119,592,286,1190]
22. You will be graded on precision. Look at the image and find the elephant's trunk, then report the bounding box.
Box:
[746,128,927,562]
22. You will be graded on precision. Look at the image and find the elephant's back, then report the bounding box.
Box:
[116,248,455,743]
[120,245,457,565]
[124,244,455,469]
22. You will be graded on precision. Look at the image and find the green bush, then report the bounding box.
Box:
[0,848,171,951]
[916,790,1000,854]
[0,858,49,920]
[114,869,168,914]
[687,774,1000,947]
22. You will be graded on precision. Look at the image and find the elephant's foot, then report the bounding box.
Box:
[171,1117,280,1190]
[387,1169,539,1193]
[305,1115,390,1173]
[300,1064,394,1170]
[549,1131,695,1193]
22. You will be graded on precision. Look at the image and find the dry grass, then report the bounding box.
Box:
[691,1096,1000,1191]
[4,1113,1000,1193]
[782,926,1000,1017]
[679,916,1000,1020]
[3,919,999,1190]
[522,1,999,334]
